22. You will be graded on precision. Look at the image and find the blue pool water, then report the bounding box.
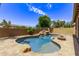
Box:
[16,34,60,53]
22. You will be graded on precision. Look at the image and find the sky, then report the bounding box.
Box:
[0,3,74,27]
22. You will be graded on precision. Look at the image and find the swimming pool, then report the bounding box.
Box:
[16,34,60,53]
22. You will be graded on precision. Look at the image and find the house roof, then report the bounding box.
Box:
[73,3,79,22]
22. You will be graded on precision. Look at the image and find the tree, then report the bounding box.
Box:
[64,21,73,28]
[51,20,73,28]
[38,15,51,28]
[1,19,12,28]
[14,25,27,29]
[52,20,63,28]
[51,21,56,28]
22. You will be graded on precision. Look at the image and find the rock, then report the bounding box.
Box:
[23,48,28,53]
[19,44,31,53]
[23,48,31,53]
[29,48,31,51]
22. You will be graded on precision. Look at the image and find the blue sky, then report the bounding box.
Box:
[0,3,74,27]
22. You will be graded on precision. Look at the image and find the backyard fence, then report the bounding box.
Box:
[0,28,53,38]
[0,28,28,38]
[0,28,41,38]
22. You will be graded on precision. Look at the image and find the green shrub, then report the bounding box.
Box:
[27,27,35,35]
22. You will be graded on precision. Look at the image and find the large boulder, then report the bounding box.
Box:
[19,44,31,53]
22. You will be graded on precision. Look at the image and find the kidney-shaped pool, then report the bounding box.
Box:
[16,34,60,53]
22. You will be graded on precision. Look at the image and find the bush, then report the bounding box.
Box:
[27,27,35,35]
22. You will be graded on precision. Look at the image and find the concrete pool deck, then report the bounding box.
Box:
[0,34,75,56]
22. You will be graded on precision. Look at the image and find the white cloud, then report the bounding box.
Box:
[26,3,46,15]
[47,3,52,9]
